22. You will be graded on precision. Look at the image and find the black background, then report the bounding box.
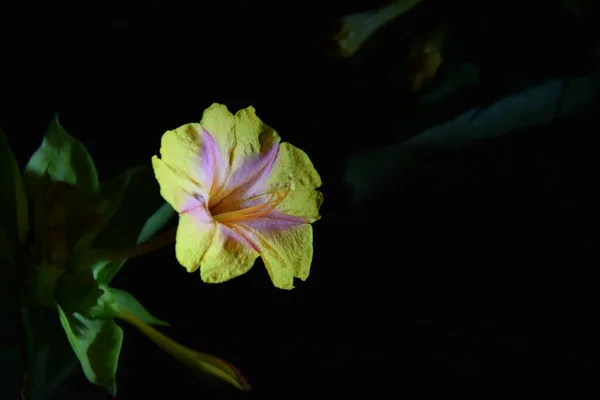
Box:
[2,1,600,399]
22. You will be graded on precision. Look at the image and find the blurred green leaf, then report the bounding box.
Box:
[21,263,65,310]
[1,228,18,311]
[70,249,111,276]
[0,227,12,263]
[21,306,110,400]
[91,287,170,326]
[0,227,14,307]
[345,77,597,203]
[93,164,172,249]
[0,129,29,243]
[92,164,174,285]
[0,308,25,400]
[137,202,175,244]
[58,305,123,396]
[23,115,99,199]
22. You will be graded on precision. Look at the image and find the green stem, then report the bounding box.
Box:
[117,311,249,390]
[339,0,424,58]
[371,0,424,28]
[106,227,177,261]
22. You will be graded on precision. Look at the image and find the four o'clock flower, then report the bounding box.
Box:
[151,103,323,289]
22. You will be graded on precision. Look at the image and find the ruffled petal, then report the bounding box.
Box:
[198,104,235,198]
[211,141,322,223]
[157,123,221,203]
[276,189,323,223]
[201,104,280,209]
[268,142,323,221]
[198,223,259,284]
[267,142,322,191]
[226,106,281,192]
[219,142,323,221]
[234,219,314,290]
[151,156,201,213]
[175,207,216,272]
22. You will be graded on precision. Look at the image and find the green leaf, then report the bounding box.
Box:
[23,114,99,199]
[72,172,130,252]
[0,129,29,243]
[91,164,174,285]
[91,287,170,327]
[57,305,123,396]
[21,306,110,400]
[92,259,126,288]
[55,271,105,315]
[93,164,173,249]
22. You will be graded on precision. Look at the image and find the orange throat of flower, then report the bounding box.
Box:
[212,185,290,224]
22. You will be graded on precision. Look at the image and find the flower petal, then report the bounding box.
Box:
[269,142,323,222]
[235,220,314,290]
[201,104,281,208]
[156,123,221,202]
[210,140,322,223]
[227,107,281,191]
[175,207,216,272]
[151,156,201,213]
[199,223,259,284]
[277,189,323,223]
[198,104,235,197]
[221,141,323,222]
[199,103,235,155]
[268,142,322,191]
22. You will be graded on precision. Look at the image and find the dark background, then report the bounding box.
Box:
[2,1,600,398]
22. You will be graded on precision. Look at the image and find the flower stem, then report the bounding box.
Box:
[118,311,249,390]
[106,227,177,261]
[337,0,424,58]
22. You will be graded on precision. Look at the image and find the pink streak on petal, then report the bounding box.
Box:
[239,143,281,197]
[179,196,203,214]
[241,212,306,234]
[181,200,212,221]
[227,212,306,251]
[210,143,280,214]
[201,129,226,202]
[221,222,261,253]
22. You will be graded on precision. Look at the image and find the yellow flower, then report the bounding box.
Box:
[151,104,323,289]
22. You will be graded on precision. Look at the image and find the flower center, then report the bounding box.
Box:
[212,185,291,224]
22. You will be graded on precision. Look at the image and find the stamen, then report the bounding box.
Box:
[213,184,291,223]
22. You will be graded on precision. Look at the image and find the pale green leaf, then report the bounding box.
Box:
[21,306,109,400]
[137,202,175,244]
[23,115,99,199]
[57,305,123,396]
